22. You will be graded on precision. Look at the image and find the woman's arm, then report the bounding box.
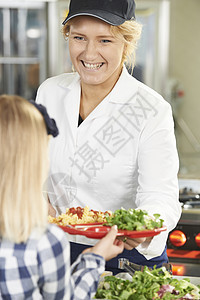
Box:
[134,102,181,258]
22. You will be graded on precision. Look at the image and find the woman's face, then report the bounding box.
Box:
[68,16,125,88]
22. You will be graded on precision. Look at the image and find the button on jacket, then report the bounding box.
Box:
[36,66,181,260]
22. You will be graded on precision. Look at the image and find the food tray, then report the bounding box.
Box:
[59,223,167,239]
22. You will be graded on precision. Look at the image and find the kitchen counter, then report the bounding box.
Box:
[173,275,200,285]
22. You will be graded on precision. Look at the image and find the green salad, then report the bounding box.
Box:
[95,266,200,299]
[104,208,164,230]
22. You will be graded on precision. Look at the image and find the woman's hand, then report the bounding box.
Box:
[118,236,153,250]
[83,225,124,260]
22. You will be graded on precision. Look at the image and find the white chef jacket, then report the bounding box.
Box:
[36,66,182,260]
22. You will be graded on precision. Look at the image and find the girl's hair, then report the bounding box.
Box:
[62,18,142,69]
[0,95,48,243]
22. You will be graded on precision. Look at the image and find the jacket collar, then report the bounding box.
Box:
[58,72,80,90]
[107,65,138,104]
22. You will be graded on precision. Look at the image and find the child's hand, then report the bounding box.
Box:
[83,225,124,260]
[48,199,56,217]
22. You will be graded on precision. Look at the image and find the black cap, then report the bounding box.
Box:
[62,0,135,26]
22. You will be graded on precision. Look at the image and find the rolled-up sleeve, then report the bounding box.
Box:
[70,253,105,300]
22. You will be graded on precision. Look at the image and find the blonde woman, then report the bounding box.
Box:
[0,94,124,299]
[36,0,181,274]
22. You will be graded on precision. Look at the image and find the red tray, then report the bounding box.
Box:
[59,223,167,239]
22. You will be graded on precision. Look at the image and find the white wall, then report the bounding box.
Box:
[169,0,200,178]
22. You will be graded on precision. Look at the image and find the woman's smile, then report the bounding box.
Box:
[81,61,104,70]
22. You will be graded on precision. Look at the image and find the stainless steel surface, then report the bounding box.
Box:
[118,258,129,269]
[136,0,170,97]
[118,258,141,275]
[0,1,47,98]
[167,188,200,277]
[173,275,200,285]
[171,262,200,277]
[181,208,200,221]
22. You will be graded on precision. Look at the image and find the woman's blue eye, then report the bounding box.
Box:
[74,36,84,40]
[101,39,111,43]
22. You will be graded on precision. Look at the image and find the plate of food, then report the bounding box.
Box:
[50,207,167,239]
[59,222,167,239]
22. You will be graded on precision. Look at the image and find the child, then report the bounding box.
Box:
[0,94,124,300]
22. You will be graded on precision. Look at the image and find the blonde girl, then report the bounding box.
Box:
[0,94,123,299]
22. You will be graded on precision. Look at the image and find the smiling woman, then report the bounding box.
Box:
[36,0,181,276]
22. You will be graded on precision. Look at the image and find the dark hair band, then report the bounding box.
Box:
[29,100,59,137]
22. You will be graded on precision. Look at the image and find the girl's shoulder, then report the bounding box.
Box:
[46,223,67,239]
[35,224,69,265]
[0,225,69,262]
[29,224,69,251]
[42,224,68,243]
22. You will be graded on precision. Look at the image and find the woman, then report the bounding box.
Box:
[0,94,124,299]
[36,0,181,274]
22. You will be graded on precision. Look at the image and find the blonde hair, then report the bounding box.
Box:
[0,95,48,243]
[62,18,142,69]
[110,20,142,69]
